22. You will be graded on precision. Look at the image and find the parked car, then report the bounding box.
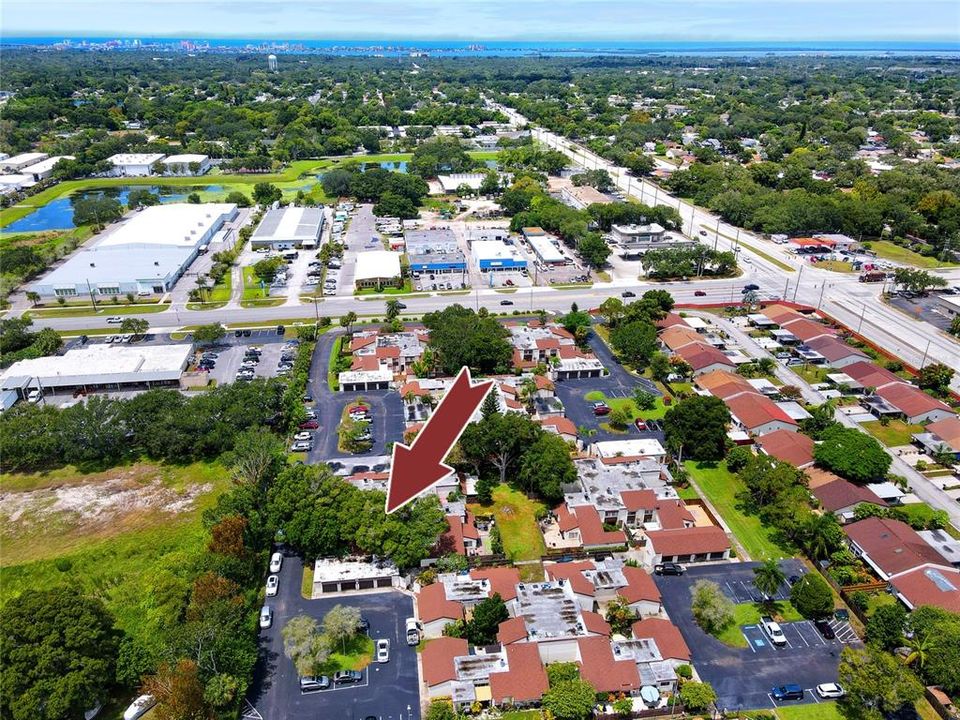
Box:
[299,420,320,430]
[634,419,647,431]
[834,609,850,622]
[269,552,283,573]
[299,676,330,693]
[266,575,279,596]
[694,290,707,297]
[621,291,636,298]
[771,685,804,702]
[290,441,313,452]
[276,325,285,335]
[592,402,611,416]
[259,606,273,629]
[762,616,787,646]
[814,619,836,640]
[376,638,390,663]
[26,389,42,403]
[334,670,363,685]
[816,683,845,699]
[654,562,685,576]
[122,695,156,720]
[243,329,251,337]
[294,431,314,441]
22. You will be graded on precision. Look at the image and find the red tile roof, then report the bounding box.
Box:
[659,325,703,351]
[725,392,797,431]
[756,429,815,467]
[620,489,658,512]
[536,338,561,350]
[496,616,528,645]
[889,565,960,613]
[421,637,468,686]
[576,637,641,693]
[654,500,696,531]
[398,380,428,397]
[656,312,688,330]
[545,560,597,597]
[490,643,549,703]
[350,335,377,351]
[805,335,867,363]
[631,618,690,661]
[540,416,578,438]
[470,567,522,602]
[762,304,805,325]
[844,517,951,577]
[811,478,885,512]
[876,383,952,419]
[570,504,628,547]
[619,566,662,605]
[376,346,401,359]
[647,526,730,557]
[581,610,612,636]
[779,318,835,342]
[842,361,900,389]
[352,355,382,371]
[443,513,481,555]
[534,374,555,391]
[550,326,576,340]
[926,416,960,448]
[696,369,751,393]
[417,583,464,624]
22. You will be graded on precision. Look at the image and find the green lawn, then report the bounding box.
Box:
[861,420,923,447]
[583,390,669,420]
[867,240,957,269]
[685,461,793,561]
[774,701,842,720]
[354,279,414,296]
[794,364,831,385]
[863,590,897,617]
[715,601,806,647]
[468,484,546,562]
[320,634,374,672]
[25,301,170,318]
[815,260,856,273]
[501,711,544,720]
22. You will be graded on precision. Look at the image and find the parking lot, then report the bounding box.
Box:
[248,553,421,720]
[195,340,293,385]
[887,291,959,333]
[655,561,860,711]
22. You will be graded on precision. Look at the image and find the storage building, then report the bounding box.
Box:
[107,153,166,177]
[251,206,325,250]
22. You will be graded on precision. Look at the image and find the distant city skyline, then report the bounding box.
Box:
[3,0,959,42]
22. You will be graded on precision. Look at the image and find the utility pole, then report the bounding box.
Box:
[792,264,803,302]
[920,339,931,368]
[85,279,98,311]
[817,282,828,310]
[857,302,866,334]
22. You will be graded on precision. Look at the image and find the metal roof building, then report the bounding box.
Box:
[355,251,403,289]
[251,206,325,249]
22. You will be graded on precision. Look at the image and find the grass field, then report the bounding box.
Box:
[866,240,957,269]
[861,420,923,447]
[25,301,171,318]
[715,601,804,647]
[815,260,855,273]
[469,484,546,562]
[321,634,375,672]
[354,279,414,296]
[773,702,842,720]
[0,460,229,674]
[794,364,831,385]
[685,461,793,561]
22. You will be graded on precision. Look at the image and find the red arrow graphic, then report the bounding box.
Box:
[386,366,494,514]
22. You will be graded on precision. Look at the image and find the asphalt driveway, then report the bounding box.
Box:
[248,551,421,720]
[654,561,858,711]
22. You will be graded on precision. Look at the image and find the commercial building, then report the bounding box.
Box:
[471,240,527,273]
[354,250,403,290]
[0,152,49,172]
[30,203,237,298]
[405,228,467,276]
[609,223,688,257]
[160,154,211,176]
[0,343,192,394]
[0,174,34,195]
[20,155,74,182]
[251,206,325,250]
[560,185,612,210]
[522,227,566,265]
[438,173,491,193]
[107,153,166,177]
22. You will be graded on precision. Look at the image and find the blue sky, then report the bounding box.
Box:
[3,0,959,41]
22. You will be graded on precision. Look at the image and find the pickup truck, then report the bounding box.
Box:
[406,617,423,646]
[761,616,787,646]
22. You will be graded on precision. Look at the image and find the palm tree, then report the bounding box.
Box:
[519,378,538,411]
[339,311,358,334]
[806,513,839,560]
[385,299,401,321]
[25,291,40,307]
[753,559,786,602]
[903,631,931,669]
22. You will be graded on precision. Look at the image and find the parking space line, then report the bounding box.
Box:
[744,629,756,652]
[807,689,820,703]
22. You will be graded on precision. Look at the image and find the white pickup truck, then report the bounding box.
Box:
[406,617,423,646]
[761,616,787,646]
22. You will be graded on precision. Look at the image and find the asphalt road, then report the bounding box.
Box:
[249,551,421,720]
[654,561,859,712]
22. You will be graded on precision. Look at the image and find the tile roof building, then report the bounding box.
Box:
[755,429,815,467]
[844,517,952,580]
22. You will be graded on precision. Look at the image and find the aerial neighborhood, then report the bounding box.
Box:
[1,26,960,720]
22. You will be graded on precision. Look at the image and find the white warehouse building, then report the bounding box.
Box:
[251,206,325,250]
[161,154,212,176]
[30,203,237,298]
[107,153,166,177]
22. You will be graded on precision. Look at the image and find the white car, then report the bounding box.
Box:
[816,683,845,699]
[122,695,156,720]
[269,552,283,573]
[294,431,313,441]
[26,389,42,403]
[259,605,273,629]
[266,575,279,597]
[376,638,390,663]
[106,316,123,324]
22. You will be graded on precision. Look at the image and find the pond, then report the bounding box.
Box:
[3,185,227,233]
[359,161,410,173]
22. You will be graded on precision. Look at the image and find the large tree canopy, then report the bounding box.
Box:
[421,305,513,375]
[813,425,891,483]
[663,395,731,461]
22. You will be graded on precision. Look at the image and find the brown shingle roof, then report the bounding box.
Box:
[417,583,464,624]
[756,429,815,467]
[675,342,735,371]
[876,383,952,419]
[490,643,549,703]
[805,335,867,363]
[581,610,612,636]
[647,526,730,557]
[925,416,960,448]
[576,637,641,693]
[889,566,960,613]
[812,478,885,512]
[842,361,901,389]
[844,517,951,577]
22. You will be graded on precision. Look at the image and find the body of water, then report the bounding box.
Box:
[4,185,225,233]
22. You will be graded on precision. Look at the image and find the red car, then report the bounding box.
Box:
[635,419,647,431]
[592,402,611,416]
[299,420,320,429]
[694,290,707,297]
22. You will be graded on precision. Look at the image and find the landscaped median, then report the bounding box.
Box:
[714,601,804,648]
[25,300,170,318]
